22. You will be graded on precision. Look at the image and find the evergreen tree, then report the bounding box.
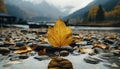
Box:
[96,5,105,22]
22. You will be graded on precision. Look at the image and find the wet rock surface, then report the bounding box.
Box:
[60,50,69,57]
[84,56,102,64]
[48,57,73,69]
[34,56,50,61]
[0,28,120,69]
[0,49,10,56]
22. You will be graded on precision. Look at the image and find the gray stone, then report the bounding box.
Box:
[0,49,10,56]
[34,56,49,61]
[84,56,102,64]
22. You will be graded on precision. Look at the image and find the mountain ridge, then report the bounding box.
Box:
[4,0,63,21]
[65,0,119,19]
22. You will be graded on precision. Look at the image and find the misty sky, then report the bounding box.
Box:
[23,0,94,14]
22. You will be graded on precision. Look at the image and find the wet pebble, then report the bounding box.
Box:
[18,56,29,59]
[15,42,25,47]
[34,56,49,61]
[60,50,69,57]
[0,49,10,56]
[48,57,73,69]
[84,56,102,64]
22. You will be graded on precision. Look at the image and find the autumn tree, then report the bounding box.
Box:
[0,0,7,13]
[105,2,120,22]
[105,11,114,21]
[113,2,120,21]
[88,6,98,22]
[96,5,105,22]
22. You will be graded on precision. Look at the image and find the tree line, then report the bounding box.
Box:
[65,2,120,25]
[87,2,120,22]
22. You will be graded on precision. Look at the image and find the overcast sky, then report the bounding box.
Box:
[23,0,94,14]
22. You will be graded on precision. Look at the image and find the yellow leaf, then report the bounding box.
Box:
[47,19,73,47]
[14,46,32,54]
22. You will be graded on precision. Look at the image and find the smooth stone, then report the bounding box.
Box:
[0,49,10,56]
[19,56,29,59]
[20,30,28,33]
[99,53,113,57]
[110,50,120,56]
[15,42,25,47]
[2,43,15,47]
[60,50,69,57]
[103,39,114,45]
[72,50,80,56]
[48,57,73,69]
[34,56,49,61]
[93,48,105,54]
[35,46,73,56]
[76,41,87,45]
[79,48,94,54]
[84,56,102,64]
[9,46,20,51]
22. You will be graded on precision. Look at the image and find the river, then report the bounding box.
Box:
[12,24,120,30]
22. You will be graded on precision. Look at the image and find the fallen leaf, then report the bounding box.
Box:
[14,46,32,54]
[47,19,73,47]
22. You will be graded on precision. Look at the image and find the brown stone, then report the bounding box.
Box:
[48,67,60,69]
[48,57,73,69]
[38,48,46,56]
[53,57,64,62]
[60,60,71,64]
[60,50,69,57]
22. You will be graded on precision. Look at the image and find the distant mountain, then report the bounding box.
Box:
[4,0,63,21]
[0,0,7,13]
[65,0,119,19]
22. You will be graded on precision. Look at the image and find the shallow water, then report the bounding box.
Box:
[0,27,120,69]
[0,54,120,69]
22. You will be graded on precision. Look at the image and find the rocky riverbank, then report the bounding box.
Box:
[0,28,120,69]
